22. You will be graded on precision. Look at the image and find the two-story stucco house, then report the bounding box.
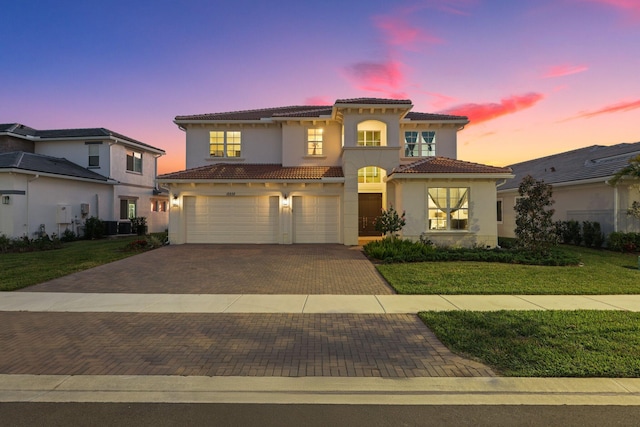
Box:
[158,98,513,247]
[0,124,168,238]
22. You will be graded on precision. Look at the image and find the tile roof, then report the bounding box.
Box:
[158,164,344,181]
[174,98,467,122]
[334,98,412,105]
[500,142,640,190]
[0,151,111,182]
[0,123,164,153]
[390,157,512,175]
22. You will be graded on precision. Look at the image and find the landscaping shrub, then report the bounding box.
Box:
[130,216,148,236]
[363,237,579,266]
[0,234,62,253]
[373,206,406,237]
[514,175,557,253]
[565,220,582,246]
[608,232,640,253]
[582,221,604,248]
[84,216,104,240]
[60,228,77,242]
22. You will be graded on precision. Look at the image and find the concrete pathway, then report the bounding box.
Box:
[2,375,640,405]
[2,292,640,313]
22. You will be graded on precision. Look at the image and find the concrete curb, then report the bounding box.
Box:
[2,375,639,405]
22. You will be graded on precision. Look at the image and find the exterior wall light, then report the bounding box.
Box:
[172,194,179,207]
[282,193,289,207]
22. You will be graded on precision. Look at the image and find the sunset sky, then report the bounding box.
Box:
[2,0,639,174]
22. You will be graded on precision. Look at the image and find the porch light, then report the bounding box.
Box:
[172,193,179,207]
[282,193,289,207]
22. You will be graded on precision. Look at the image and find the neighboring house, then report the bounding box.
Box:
[497,141,640,238]
[158,98,513,247]
[0,123,168,238]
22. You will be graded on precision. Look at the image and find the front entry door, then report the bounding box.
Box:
[358,193,382,236]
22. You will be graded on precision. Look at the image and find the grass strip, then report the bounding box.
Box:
[419,310,640,377]
[377,246,640,294]
[1,237,142,291]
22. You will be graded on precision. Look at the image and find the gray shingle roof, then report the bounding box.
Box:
[0,123,164,153]
[0,151,111,182]
[500,142,640,190]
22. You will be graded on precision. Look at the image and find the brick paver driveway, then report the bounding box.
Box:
[25,244,394,295]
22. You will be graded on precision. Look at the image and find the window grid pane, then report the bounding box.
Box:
[427,187,469,230]
[307,129,323,155]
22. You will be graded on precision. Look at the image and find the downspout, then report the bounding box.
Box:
[613,185,619,232]
[26,174,40,236]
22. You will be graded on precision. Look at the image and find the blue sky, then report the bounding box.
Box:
[2,0,639,173]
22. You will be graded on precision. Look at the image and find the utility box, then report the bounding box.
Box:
[56,205,72,224]
[81,203,90,215]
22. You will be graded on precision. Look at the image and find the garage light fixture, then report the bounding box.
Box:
[282,193,289,207]
[172,193,179,207]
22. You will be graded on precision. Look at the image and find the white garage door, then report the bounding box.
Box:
[185,196,279,243]
[293,196,340,243]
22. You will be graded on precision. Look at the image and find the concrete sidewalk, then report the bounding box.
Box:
[2,292,639,313]
[2,375,640,405]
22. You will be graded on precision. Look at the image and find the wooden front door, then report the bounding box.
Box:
[358,193,382,236]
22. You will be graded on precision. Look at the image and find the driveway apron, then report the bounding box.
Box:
[9,244,496,378]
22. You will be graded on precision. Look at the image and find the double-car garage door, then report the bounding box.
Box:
[184,195,339,244]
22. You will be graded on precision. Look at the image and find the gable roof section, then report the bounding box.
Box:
[389,157,512,178]
[158,164,344,182]
[500,142,640,190]
[0,151,112,182]
[0,123,164,154]
[174,98,468,123]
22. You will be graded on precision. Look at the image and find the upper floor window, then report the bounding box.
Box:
[357,130,381,147]
[427,187,469,230]
[405,131,436,157]
[87,143,100,167]
[126,150,142,173]
[210,131,242,158]
[307,128,323,155]
[358,166,382,183]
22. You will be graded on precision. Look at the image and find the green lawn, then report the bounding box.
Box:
[377,246,640,294]
[1,237,143,291]
[419,310,640,377]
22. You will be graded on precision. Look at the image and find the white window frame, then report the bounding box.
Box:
[210,131,242,158]
[357,130,381,147]
[307,128,323,156]
[126,150,142,173]
[87,142,100,168]
[404,131,436,157]
[427,187,470,231]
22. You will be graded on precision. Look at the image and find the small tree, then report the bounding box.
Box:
[374,206,406,238]
[514,175,557,253]
[610,154,640,221]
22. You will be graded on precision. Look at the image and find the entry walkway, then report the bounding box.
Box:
[2,292,640,313]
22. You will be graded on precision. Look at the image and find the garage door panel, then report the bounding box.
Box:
[293,196,340,243]
[185,196,279,244]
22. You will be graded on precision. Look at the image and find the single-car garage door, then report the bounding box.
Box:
[185,196,279,243]
[293,196,340,243]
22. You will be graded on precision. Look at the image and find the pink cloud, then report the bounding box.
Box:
[372,15,442,50]
[441,93,545,124]
[304,96,332,105]
[580,0,640,21]
[345,59,405,91]
[570,98,640,120]
[542,64,589,78]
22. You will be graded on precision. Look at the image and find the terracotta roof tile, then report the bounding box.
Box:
[334,98,412,105]
[391,157,512,175]
[158,164,344,180]
[405,112,468,121]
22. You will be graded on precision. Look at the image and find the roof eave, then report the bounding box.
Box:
[157,177,345,184]
[388,172,515,181]
[0,167,117,184]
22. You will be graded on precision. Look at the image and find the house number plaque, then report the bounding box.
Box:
[226,192,236,196]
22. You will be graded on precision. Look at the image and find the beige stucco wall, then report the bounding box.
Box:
[281,122,342,167]
[394,178,500,248]
[184,124,282,168]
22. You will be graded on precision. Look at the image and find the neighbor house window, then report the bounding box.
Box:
[357,130,381,146]
[120,199,136,219]
[210,131,242,157]
[428,187,469,230]
[126,150,142,173]
[307,128,323,155]
[358,167,382,183]
[497,199,503,223]
[87,142,101,167]
[405,131,436,157]
[151,199,167,212]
